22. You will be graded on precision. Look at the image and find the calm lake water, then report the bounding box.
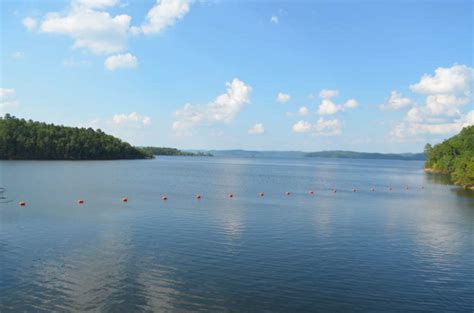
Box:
[0,157,473,312]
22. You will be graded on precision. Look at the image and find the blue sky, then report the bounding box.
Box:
[1,0,472,152]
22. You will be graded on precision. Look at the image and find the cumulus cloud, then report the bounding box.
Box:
[319,89,339,99]
[391,65,473,138]
[173,78,252,134]
[140,0,190,35]
[292,118,342,136]
[292,120,312,133]
[248,123,265,135]
[314,118,342,135]
[380,90,412,110]
[298,106,309,116]
[105,53,137,70]
[0,88,20,113]
[112,112,151,127]
[36,1,133,55]
[276,92,290,103]
[392,111,474,138]
[270,15,279,24]
[23,0,193,65]
[410,64,473,95]
[316,89,358,115]
[22,17,37,30]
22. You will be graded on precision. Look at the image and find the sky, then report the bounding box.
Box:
[0,0,472,152]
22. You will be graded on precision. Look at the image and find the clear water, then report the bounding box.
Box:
[0,157,473,312]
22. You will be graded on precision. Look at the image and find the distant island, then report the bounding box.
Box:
[0,115,151,160]
[424,126,474,189]
[305,151,426,161]
[140,147,212,157]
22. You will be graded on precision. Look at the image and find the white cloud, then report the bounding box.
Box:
[0,88,20,113]
[380,90,412,110]
[173,78,252,134]
[391,65,473,138]
[248,123,265,135]
[319,89,339,99]
[314,117,342,136]
[292,118,342,136]
[24,0,193,64]
[392,111,474,138]
[140,0,190,35]
[270,15,279,24]
[316,89,358,115]
[298,106,309,116]
[318,99,340,115]
[292,120,312,133]
[22,17,37,30]
[276,92,290,103]
[105,53,137,70]
[410,64,473,95]
[343,99,358,109]
[112,112,151,127]
[76,0,119,9]
[39,3,132,55]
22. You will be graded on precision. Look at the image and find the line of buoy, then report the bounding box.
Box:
[14,186,428,207]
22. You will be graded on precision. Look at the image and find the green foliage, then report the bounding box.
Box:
[0,115,152,160]
[424,126,474,188]
[140,146,212,156]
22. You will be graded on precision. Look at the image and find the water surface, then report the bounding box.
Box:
[1,157,473,312]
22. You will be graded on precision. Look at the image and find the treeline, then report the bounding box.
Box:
[424,126,474,189]
[306,150,426,160]
[0,115,151,160]
[140,146,212,156]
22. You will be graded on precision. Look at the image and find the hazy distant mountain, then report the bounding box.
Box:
[187,149,425,160]
[306,151,426,160]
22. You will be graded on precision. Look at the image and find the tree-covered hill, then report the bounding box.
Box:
[424,126,474,189]
[0,115,152,160]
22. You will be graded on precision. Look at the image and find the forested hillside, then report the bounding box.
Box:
[0,115,151,160]
[424,126,474,189]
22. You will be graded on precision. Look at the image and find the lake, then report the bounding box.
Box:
[0,157,473,312]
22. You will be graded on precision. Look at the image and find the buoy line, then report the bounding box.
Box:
[13,186,425,207]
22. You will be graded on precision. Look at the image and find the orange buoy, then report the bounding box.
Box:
[161,195,168,201]
[19,201,26,207]
[258,192,265,197]
[228,193,234,198]
[77,199,85,205]
[122,197,128,203]
[195,194,202,200]
[285,191,291,196]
